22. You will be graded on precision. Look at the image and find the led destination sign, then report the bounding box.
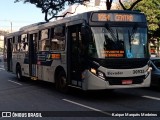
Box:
[91,12,145,22]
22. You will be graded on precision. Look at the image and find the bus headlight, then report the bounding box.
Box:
[90,68,97,74]
[90,68,106,80]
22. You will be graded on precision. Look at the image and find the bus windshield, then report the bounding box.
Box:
[89,26,148,59]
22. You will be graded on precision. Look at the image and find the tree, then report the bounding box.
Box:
[14,0,89,22]
[134,0,160,56]
[121,0,160,56]
[134,0,160,33]
[119,0,142,10]
[15,0,144,22]
[118,0,160,33]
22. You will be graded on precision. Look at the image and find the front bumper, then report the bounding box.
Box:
[82,69,151,90]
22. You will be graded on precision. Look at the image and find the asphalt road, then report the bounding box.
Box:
[0,61,160,120]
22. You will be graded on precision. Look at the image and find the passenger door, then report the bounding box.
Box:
[7,38,12,72]
[29,33,38,77]
[67,24,86,87]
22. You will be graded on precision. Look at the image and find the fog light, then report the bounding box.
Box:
[97,71,105,80]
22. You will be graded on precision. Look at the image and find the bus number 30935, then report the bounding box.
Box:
[133,70,145,74]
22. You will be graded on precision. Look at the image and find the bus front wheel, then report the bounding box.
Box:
[56,71,68,93]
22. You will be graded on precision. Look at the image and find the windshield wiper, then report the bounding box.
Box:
[127,30,135,58]
[128,24,138,51]
[105,24,117,42]
[105,24,123,50]
[131,24,138,38]
[116,29,119,41]
[128,30,132,52]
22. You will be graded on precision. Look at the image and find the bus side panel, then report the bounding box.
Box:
[36,50,67,83]
[15,52,30,77]
[41,66,54,82]
[3,51,8,71]
[52,53,67,83]
[37,60,67,83]
[37,65,54,82]
[12,53,17,74]
[37,65,43,80]
[21,64,29,77]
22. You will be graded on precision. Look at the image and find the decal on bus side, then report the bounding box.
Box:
[52,53,61,59]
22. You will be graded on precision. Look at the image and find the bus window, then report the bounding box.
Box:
[12,37,15,52]
[4,38,7,53]
[7,38,13,52]
[21,34,28,51]
[50,26,65,51]
[17,35,21,51]
[39,29,50,51]
[12,36,18,52]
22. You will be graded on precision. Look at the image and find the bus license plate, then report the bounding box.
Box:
[122,80,132,85]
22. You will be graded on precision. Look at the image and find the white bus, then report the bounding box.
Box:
[4,10,151,92]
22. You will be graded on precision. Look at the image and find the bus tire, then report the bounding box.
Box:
[16,65,23,81]
[56,71,68,93]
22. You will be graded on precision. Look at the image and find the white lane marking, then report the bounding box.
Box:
[142,96,160,101]
[62,99,111,116]
[0,68,5,70]
[8,80,22,86]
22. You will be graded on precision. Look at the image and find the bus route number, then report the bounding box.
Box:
[98,14,110,21]
[97,13,134,22]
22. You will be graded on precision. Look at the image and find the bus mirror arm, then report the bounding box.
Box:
[81,26,87,35]
[93,61,100,67]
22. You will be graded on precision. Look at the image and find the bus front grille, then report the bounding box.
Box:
[106,76,145,85]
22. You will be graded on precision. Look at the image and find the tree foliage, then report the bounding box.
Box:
[14,0,88,22]
[119,0,142,10]
[118,0,160,38]
[134,0,160,35]
[15,0,143,21]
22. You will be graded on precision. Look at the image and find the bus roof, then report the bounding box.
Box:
[5,10,146,38]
